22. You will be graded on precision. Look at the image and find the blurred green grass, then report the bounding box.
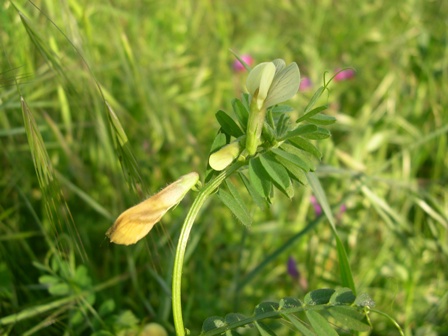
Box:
[1,0,447,335]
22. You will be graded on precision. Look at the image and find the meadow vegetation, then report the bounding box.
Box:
[1,0,447,335]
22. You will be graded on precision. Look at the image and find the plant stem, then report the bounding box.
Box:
[172,163,243,335]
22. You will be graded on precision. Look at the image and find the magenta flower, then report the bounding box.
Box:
[232,54,254,72]
[310,195,322,217]
[334,68,355,82]
[299,77,312,91]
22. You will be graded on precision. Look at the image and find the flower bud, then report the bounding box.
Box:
[209,139,243,171]
[106,172,199,245]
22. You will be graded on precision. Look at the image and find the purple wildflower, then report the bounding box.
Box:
[232,54,254,72]
[299,77,312,91]
[287,256,299,280]
[334,68,355,82]
[310,195,322,217]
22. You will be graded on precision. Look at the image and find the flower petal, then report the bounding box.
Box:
[264,62,301,108]
[246,62,276,109]
[272,58,286,73]
[246,62,270,95]
[106,172,199,245]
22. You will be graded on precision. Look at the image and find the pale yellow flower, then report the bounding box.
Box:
[246,59,300,109]
[106,172,199,245]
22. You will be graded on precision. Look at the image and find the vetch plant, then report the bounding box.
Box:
[106,58,382,335]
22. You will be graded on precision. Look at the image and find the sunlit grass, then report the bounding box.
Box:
[1,0,447,335]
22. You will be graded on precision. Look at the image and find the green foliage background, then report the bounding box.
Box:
[1,0,447,335]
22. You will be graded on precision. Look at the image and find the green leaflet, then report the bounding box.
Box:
[271,147,311,172]
[217,181,252,228]
[301,127,331,140]
[215,110,244,137]
[287,136,322,160]
[307,113,337,125]
[259,154,294,198]
[306,310,339,336]
[329,306,371,332]
[280,143,316,172]
[249,157,272,201]
[296,104,328,123]
[282,124,318,139]
[232,98,249,130]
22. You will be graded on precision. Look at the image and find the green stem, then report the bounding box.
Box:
[246,96,266,156]
[172,162,243,335]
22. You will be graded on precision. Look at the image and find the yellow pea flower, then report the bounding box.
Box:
[106,172,199,245]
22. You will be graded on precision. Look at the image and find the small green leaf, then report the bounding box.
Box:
[302,86,325,114]
[284,314,316,336]
[210,132,228,154]
[239,173,267,209]
[225,313,248,325]
[301,127,331,140]
[249,158,272,200]
[354,293,375,308]
[98,299,115,316]
[115,310,139,328]
[304,288,335,305]
[48,282,70,296]
[254,301,280,316]
[275,114,290,138]
[202,316,226,332]
[296,104,328,123]
[271,105,295,114]
[283,124,318,139]
[306,310,339,336]
[254,321,276,336]
[288,137,322,160]
[273,155,308,185]
[263,122,276,142]
[216,110,244,137]
[217,182,252,227]
[329,306,371,332]
[279,297,302,309]
[280,143,316,172]
[232,98,249,129]
[259,154,294,198]
[307,114,336,125]
[74,265,91,288]
[38,275,60,286]
[329,288,356,305]
[271,148,311,172]
[70,309,84,326]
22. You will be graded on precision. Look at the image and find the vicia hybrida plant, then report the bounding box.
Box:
[107,56,375,336]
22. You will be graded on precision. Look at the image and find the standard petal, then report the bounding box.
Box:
[272,58,286,74]
[246,62,271,95]
[257,62,276,109]
[264,62,301,108]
